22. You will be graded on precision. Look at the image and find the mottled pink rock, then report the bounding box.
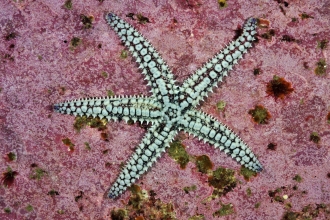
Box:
[0,0,330,219]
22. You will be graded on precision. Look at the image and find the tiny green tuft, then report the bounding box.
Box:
[216,100,226,111]
[70,37,81,48]
[209,167,237,197]
[314,59,327,76]
[310,132,320,144]
[62,137,75,151]
[213,203,234,217]
[101,71,108,78]
[30,167,46,180]
[25,204,33,212]
[248,105,271,124]
[84,142,91,151]
[47,189,59,196]
[63,0,72,10]
[317,39,328,50]
[195,155,213,174]
[107,90,115,97]
[168,141,190,169]
[7,152,16,161]
[293,174,302,183]
[300,12,314,20]
[217,0,228,9]
[120,50,128,59]
[240,166,257,181]
[183,185,197,194]
[246,187,252,197]
[80,14,94,29]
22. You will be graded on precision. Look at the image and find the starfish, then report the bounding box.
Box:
[54,12,263,199]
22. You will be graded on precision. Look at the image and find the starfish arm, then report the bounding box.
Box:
[179,109,262,172]
[105,13,177,101]
[108,122,177,198]
[180,18,258,108]
[54,96,163,123]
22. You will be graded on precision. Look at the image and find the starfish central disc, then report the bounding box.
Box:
[162,101,182,124]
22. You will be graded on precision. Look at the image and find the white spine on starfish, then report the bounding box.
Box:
[54,96,163,123]
[107,122,177,199]
[181,17,258,108]
[179,109,262,172]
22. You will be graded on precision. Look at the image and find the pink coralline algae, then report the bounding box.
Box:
[0,0,330,219]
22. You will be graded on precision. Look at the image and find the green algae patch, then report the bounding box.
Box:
[63,0,72,10]
[30,167,47,180]
[310,132,320,144]
[248,105,271,124]
[246,187,252,197]
[5,32,17,41]
[168,141,190,169]
[84,142,91,151]
[315,59,327,76]
[300,12,314,20]
[80,14,93,29]
[101,71,108,78]
[74,191,84,202]
[261,29,275,41]
[240,166,257,181]
[213,203,234,217]
[6,152,16,161]
[293,174,303,183]
[189,214,205,220]
[317,39,328,50]
[208,167,237,197]
[282,204,330,220]
[183,185,197,194]
[253,68,262,75]
[73,116,108,132]
[282,211,297,220]
[47,189,59,196]
[216,100,226,111]
[217,0,228,9]
[110,184,177,219]
[25,204,33,212]
[107,90,115,97]
[128,184,146,209]
[120,50,128,59]
[57,210,65,214]
[70,37,81,49]
[195,155,213,174]
[110,208,127,220]
[136,13,150,24]
[62,138,75,151]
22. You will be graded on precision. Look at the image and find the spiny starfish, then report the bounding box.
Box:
[54,12,263,199]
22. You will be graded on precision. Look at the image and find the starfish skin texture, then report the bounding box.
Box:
[54,12,262,199]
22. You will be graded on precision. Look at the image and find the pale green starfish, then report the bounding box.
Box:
[54,12,262,199]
